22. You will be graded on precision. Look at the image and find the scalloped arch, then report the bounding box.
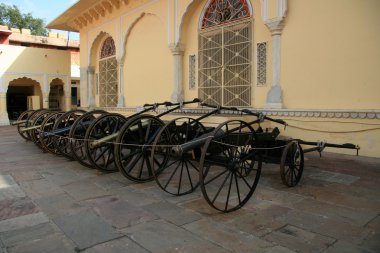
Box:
[120,12,160,63]
[89,31,113,66]
[177,0,253,43]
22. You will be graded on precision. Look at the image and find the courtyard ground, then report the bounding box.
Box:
[0,125,379,253]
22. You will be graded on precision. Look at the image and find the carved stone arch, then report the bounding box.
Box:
[89,31,113,67]
[178,0,254,43]
[49,78,65,110]
[199,0,253,29]
[121,12,164,64]
[7,77,43,113]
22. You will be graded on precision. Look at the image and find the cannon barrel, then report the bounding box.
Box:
[89,119,152,149]
[10,120,28,126]
[171,129,225,156]
[19,122,53,133]
[89,132,119,148]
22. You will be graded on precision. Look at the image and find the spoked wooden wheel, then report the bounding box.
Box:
[23,109,47,141]
[40,112,64,154]
[16,110,35,141]
[280,140,304,187]
[199,120,261,213]
[53,110,86,159]
[151,117,207,195]
[115,115,165,182]
[69,110,108,168]
[30,110,55,149]
[85,113,127,172]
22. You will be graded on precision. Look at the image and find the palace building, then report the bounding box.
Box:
[43,0,380,157]
[0,26,80,123]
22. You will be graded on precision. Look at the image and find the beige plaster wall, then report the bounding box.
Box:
[281,0,380,110]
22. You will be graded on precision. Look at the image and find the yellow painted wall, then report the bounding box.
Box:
[0,45,70,76]
[74,0,380,157]
[123,14,173,106]
[0,44,71,113]
[282,0,380,109]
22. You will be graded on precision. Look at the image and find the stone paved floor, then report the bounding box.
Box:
[0,125,379,253]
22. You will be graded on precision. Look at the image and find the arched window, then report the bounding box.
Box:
[99,36,118,107]
[198,0,252,106]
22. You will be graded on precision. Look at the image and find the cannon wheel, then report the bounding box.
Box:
[280,140,304,187]
[69,110,108,168]
[30,110,55,149]
[40,112,65,154]
[85,113,127,172]
[115,114,165,182]
[23,109,48,141]
[16,110,35,141]
[53,110,87,159]
[151,117,207,195]
[199,120,261,213]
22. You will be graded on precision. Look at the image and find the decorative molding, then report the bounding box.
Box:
[95,107,380,120]
[264,18,285,35]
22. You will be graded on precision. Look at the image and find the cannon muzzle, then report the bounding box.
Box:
[19,122,54,133]
[10,120,28,126]
[171,129,224,156]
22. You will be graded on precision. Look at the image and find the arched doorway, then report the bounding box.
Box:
[7,77,42,120]
[49,78,65,110]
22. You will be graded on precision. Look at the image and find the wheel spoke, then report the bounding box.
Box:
[163,160,181,190]
[211,171,231,204]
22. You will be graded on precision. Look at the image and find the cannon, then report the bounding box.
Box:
[84,99,200,173]
[68,110,108,168]
[12,109,49,141]
[150,103,232,196]
[150,105,359,212]
[113,99,202,182]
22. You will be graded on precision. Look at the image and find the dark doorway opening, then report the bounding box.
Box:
[7,86,34,120]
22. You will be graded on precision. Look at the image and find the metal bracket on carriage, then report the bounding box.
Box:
[317,141,326,157]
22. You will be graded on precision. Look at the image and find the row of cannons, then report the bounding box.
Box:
[12,99,360,212]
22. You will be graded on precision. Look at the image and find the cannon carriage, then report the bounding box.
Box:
[11,99,360,213]
[151,104,360,212]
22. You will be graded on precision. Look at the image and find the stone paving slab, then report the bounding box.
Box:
[0,212,49,233]
[263,225,336,253]
[34,193,88,219]
[324,241,377,253]
[0,222,57,248]
[6,233,76,253]
[84,237,149,253]
[0,197,40,221]
[183,218,275,253]
[0,126,379,253]
[84,196,157,229]
[143,200,202,226]
[122,219,231,253]
[53,210,123,250]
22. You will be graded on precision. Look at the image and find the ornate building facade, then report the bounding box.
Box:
[48,0,380,157]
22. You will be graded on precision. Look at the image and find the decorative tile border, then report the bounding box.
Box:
[95,107,380,120]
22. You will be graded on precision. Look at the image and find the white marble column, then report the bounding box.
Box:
[117,59,125,107]
[42,74,50,109]
[87,66,96,108]
[79,67,88,107]
[265,18,285,109]
[170,43,185,103]
[0,92,9,125]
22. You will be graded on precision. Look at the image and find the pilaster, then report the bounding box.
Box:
[87,66,96,108]
[265,18,285,109]
[117,59,125,107]
[169,43,185,103]
[0,92,9,125]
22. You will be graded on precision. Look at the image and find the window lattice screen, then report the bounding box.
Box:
[99,57,118,107]
[198,20,252,106]
[257,42,267,85]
